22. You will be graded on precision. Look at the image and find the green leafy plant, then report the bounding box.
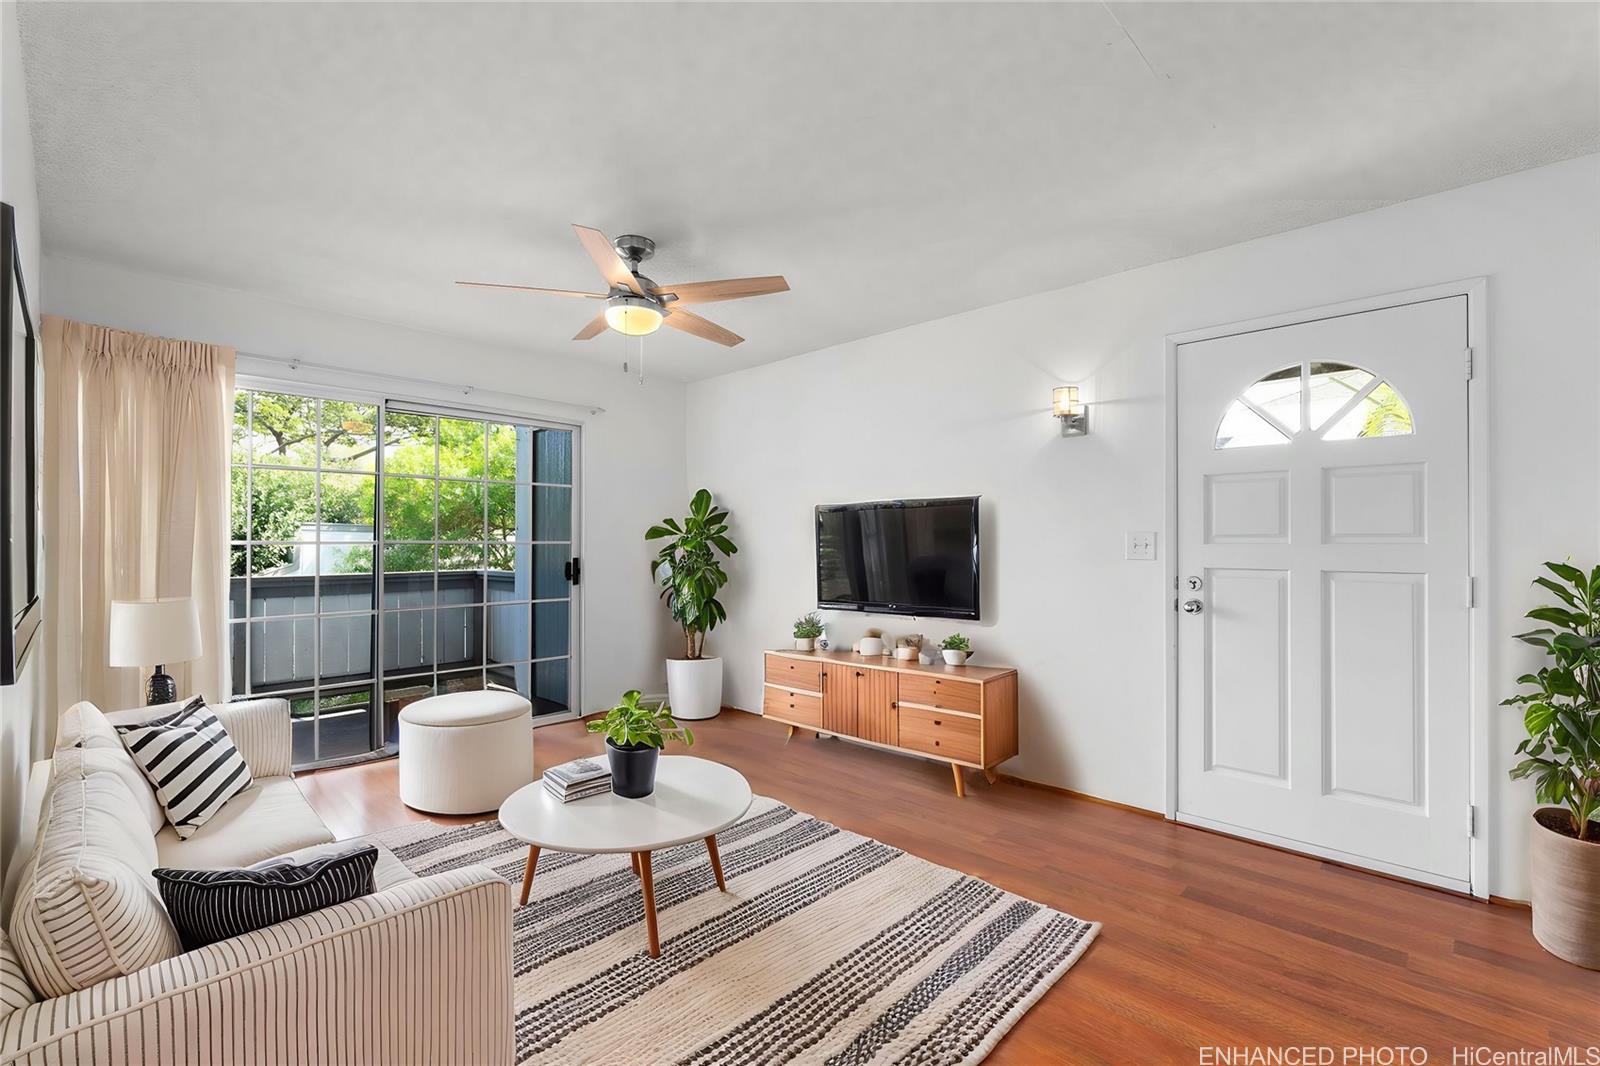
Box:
[1505,561,1600,841]
[586,690,694,750]
[940,633,971,652]
[793,612,824,640]
[646,489,737,660]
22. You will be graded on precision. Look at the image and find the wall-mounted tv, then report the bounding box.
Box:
[816,496,980,620]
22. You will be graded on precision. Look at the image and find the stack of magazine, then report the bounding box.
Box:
[542,757,612,803]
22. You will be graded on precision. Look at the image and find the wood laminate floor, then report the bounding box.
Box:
[298,709,1598,1065]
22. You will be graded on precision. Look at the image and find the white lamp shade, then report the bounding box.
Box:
[109,598,203,668]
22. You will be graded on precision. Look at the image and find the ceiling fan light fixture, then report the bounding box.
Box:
[604,295,664,337]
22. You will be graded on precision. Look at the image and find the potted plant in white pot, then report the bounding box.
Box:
[793,612,823,651]
[647,488,737,720]
[940,633,972,666]
[586,690,694,799]
[1505,560,1600,969]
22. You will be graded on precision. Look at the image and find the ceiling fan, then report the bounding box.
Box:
[457,225,789,347]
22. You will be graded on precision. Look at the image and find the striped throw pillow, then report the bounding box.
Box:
[154,845,379,951]
[116,697,253,839]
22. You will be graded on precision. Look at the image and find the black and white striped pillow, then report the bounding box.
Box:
[116,697,253,839]
[154,845,379,951]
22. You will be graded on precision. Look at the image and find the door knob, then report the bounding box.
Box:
[1182,599,1204,614]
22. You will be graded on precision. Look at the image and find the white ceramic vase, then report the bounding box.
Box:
[941,649,968,666]
[666,656,723,720]
[794,637,815,651]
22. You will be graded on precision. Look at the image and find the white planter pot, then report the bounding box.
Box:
[666,656,723,720]
[794,637,815,651]
[941,649,968,666]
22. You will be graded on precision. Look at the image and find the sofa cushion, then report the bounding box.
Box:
[155,776,336,870]
[50,745,165,836]
[116,697,253,839]
[155,844,379,951]
[7,770,179,997]
[55,701,120,751]
[0,932,36,1018]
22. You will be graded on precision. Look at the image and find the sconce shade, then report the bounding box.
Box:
[1053,385,1089,437]
[109,598,203,668]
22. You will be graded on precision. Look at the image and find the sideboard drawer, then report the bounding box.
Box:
[898,706,981,763]
[764,685,823,728]
[897,674,982,714]
[765,655,823,692]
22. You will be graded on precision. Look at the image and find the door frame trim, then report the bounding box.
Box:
[1162,278,1490,898]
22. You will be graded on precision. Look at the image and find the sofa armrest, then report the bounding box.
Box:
[103,697,294,778]
[0,866,513,1065]
[213,697,294,778]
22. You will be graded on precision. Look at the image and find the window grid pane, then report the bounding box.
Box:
[232,390,575,767]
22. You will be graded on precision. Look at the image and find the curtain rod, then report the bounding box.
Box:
[236,351,607,416]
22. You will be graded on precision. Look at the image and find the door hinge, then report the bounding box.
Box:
[1467,576,1476,609]
[1466,804,1476,837]
[563,557,582,586]
[1463,346,1474,381]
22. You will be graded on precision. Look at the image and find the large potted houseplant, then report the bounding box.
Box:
[587,690,694,799]
[1505,560,1600,969]
[647,488,737,720]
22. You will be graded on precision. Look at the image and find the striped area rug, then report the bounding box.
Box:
[374,796,1098,1066]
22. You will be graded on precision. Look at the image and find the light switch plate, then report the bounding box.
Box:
[1125,531,1156,560]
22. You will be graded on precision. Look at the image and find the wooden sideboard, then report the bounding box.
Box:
[761,649,1018,796]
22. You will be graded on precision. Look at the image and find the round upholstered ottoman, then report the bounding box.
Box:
[398,689,535,815]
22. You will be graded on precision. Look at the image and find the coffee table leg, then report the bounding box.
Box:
[637,851,660,958]
[704,835,727,892]
[519,846,540,906]
[630,852,641,877]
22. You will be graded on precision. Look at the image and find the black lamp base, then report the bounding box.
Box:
[147,666,177,706]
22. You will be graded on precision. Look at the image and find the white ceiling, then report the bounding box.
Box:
[19,2,1600,381]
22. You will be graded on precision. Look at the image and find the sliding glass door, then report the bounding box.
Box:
[230,388,579,768]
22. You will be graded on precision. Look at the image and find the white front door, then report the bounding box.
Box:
[1175,296,1472,890]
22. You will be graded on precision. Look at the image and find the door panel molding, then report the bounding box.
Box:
[1164,278,1489,897]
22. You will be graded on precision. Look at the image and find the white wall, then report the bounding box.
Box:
[0,1,46,877]
[41,254,689,725]
[687,154,1600,900]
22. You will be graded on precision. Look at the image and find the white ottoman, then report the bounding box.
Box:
[398,689,535,815]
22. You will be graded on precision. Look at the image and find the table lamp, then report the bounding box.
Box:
[109,597,203,705]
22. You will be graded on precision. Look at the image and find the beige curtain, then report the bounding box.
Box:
[43,316,235,717]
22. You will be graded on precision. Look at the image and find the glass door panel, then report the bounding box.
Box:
[231,388,578,768]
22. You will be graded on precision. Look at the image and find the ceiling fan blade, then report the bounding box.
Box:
[456,281,606,298]
[664,308,743,347]
[651,276,789,305]
[573,313,609,341]
[572,224,644,295]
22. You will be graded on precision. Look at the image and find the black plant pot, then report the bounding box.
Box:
[606,740,660,799]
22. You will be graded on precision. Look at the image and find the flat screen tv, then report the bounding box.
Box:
[816,497,980,620]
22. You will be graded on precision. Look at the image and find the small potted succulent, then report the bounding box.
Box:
[940,633,972,666]
[1505,561,1600,969]
[793,612,824,651]
[586,690,695,799]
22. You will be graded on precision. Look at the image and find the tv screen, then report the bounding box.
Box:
[816,497,979,620]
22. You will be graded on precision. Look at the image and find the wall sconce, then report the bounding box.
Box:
[1052,386,1089,437]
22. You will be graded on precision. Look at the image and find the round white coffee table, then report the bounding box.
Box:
[498,756,752,957]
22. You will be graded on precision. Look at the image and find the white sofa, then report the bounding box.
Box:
[0,698,513,1065]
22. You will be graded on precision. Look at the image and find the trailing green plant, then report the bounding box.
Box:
[793,612,824,640]
[586,690,694,750]
[1505,561,1600,841]
[940,633,971,652]
[646,489,737,660]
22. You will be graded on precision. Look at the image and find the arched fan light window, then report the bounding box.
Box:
[1215,362,1414,449]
